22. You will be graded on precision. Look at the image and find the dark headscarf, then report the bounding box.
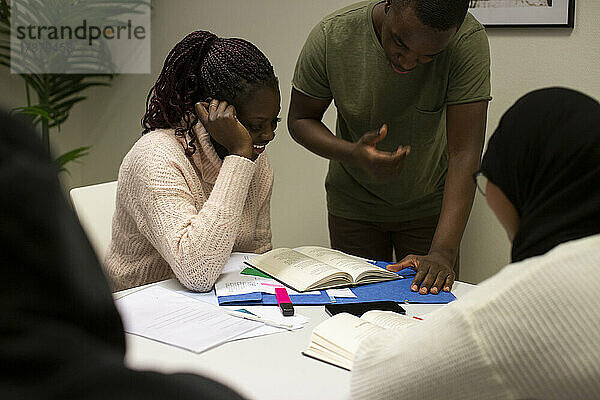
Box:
[0,110,246,399]
[481,87,600,263]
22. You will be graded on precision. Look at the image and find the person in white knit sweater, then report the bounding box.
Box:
[105,31,280,292]
[351,88,600,399]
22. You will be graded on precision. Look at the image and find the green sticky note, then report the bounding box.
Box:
[240,267,271,278]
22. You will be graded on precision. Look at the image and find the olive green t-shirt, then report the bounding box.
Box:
[292,1,491,222]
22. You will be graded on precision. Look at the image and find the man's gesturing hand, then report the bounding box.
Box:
[351,124,410,178]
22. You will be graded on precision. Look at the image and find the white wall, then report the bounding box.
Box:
[1,0,598,283]
[462,0,600,283]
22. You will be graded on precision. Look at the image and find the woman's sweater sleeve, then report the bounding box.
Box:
[250,180,273,254]
[130,154,256,292]
[350,236,600,399]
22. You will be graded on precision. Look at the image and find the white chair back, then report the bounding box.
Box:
[70,181,118,259]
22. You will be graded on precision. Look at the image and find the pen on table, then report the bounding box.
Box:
[275,287,294,316]
[225,309,295,330]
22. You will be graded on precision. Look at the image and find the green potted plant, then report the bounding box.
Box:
[0,0,148,173]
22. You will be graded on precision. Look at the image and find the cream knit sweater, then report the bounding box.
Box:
[104,124,273,292]
[351,234,600,399]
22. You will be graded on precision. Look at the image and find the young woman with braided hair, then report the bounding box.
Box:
[105,30,281,292]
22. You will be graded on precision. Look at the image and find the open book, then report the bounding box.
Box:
[246,246,399,292]
[303,310,418,370]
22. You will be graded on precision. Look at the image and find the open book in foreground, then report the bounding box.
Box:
[303,310,418,370]
[245,246,399,292]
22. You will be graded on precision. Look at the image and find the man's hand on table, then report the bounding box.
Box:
[387,253,455,295]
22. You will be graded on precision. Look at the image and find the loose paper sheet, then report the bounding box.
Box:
[224,306,310,340]
[176,287,220,306]
[115,285,262,353]
[221,252,258,274]
[215,276,320,297]
[326,288,357,298]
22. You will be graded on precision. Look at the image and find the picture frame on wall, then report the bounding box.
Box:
[469,0,575,28]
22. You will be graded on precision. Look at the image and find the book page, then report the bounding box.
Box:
[311,313,386,361]
[295,246,395,282]
[361,310,418,330]
[304,311,416,370]
[248,248,351,292]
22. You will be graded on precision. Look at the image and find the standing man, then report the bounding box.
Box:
[288,0,490,295]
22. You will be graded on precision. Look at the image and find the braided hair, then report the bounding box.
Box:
[142,30,278,155]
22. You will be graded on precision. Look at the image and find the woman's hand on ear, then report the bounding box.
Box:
[196,99,253,159]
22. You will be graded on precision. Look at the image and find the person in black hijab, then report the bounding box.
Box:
[348,88,600,399]
[0,109,246,400]
[479,87,600,262]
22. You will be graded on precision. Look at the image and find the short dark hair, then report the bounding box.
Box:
[142,30,278,155]
[392,0,470,31]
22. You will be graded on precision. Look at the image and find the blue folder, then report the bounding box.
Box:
[217,263,456,306]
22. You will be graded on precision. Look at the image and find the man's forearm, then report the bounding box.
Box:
[429,151,480,263]
[431,100,488,264]
[288,117,356,163]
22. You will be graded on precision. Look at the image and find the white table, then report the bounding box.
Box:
[118,280,476,400]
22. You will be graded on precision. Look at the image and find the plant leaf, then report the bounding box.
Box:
[11,105,52,123]
[55,146,91,170]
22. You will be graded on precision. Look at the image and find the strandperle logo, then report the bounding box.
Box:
[15,19,147,46]
[10,0,150,74]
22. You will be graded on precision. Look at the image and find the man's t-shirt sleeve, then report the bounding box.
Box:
[446,28,491,105]
[292,22,332,99]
